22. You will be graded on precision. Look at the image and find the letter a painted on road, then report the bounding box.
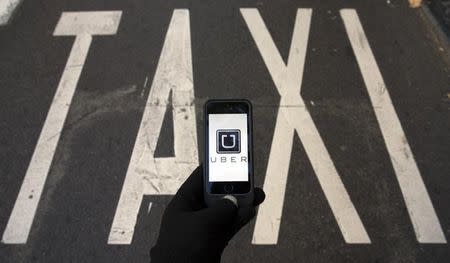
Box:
[108,9,198,245]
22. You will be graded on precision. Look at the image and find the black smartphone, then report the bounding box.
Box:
[204,99,254,207]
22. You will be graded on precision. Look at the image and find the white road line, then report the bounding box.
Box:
[241,8,370,245]
[0,0,22,25]
[341,9,446,243]
[1,11,122,244]
[108,9,198,245]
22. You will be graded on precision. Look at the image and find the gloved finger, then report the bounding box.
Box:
[169,165,205,211]
[253,187,265,206]
[196,196,238,228]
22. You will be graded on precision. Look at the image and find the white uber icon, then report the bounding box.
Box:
[217,130,241,154]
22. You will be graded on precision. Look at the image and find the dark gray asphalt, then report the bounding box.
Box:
[1,0,449,262]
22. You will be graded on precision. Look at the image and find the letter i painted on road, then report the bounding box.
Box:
[340,9,446,243]
[108,9,198,245]
[2,11,122,244]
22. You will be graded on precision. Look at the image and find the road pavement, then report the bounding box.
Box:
[0,0,449,262]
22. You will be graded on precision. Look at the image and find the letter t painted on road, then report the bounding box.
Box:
[2,11,122,244]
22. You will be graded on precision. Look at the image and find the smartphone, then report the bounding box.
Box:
[204,99,254,207]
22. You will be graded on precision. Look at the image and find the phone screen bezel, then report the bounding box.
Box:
[204,100,253,195]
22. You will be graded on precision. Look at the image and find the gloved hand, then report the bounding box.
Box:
[150,165,265,263]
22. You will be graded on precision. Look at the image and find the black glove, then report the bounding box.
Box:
[150,165,265,263]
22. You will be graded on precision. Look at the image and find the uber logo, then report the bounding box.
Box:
[217,129,241,154]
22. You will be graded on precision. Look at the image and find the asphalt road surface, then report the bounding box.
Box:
[1,0,449,262]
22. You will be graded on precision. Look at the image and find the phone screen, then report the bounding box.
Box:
[205,100,252,195]
[208,113,249,182]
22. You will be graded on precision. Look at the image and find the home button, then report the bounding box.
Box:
[224,184,234,193]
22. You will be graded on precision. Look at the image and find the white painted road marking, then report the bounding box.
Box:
[0,0,22,25]
[241,8,371,245]
[1,11,122,244]
[53,11,122,36]
[341,9,447,243]
[108,9,198,244]
[2,8,446,246]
